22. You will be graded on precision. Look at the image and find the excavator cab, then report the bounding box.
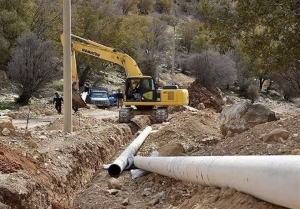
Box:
[125,77,157,102]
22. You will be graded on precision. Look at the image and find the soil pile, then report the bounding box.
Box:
[187,81,224,112]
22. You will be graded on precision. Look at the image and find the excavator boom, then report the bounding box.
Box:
[70,34,143,77]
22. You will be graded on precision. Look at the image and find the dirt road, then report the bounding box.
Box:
[11,105,119,130]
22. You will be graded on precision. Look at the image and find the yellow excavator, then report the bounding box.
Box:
[63,34,189,123]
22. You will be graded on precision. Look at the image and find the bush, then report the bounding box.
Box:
[271,65,300,101]
[183,50,237,89]
[51,80,64,91]
[247,84,260,103]
[154,0,173,14]
[0,101,19,110]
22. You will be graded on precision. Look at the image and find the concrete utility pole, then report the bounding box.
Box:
[63,0,72,132]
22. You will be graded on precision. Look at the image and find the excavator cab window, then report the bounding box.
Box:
[125,78,156,102]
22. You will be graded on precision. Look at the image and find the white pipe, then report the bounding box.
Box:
[183,105,198,112]
[108,126,152,177]
[134,156,300,209]
[63,0,72,132]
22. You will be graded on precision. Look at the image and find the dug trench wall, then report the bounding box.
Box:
[0,114,152,209]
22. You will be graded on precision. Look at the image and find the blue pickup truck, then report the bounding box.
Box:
[86,87,110,108]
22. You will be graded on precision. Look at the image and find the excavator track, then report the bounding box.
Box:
[118,107,168,123]
[119,107,134,123]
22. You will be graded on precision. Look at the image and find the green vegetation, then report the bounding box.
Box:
[51,80,64,92]
[0,101,19,110]
[0,0,299,104]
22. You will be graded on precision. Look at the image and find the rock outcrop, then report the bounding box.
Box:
[220,101,278,135]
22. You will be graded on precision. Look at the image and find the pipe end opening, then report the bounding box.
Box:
[108,164,121,177]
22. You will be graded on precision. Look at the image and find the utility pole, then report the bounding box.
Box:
[171,25,175,85]
[63,0,72,132]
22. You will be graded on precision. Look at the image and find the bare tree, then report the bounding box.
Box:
[8,32,61,105]
[272,63,300,101]
[185,50,237,89]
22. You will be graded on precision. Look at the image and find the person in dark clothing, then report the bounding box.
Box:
[133,81,140,93]
[116,89,124,108]
[53,92,63,114]
[132,81,141,100]
[83,83,90,93]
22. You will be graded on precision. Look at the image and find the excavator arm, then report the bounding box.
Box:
[66,34,143,78]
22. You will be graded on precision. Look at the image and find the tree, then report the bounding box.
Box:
[137,19,168,77]
[272,62,300,101]
[200,0,300,71]
[185,50,237,89]
[8,32,61,105]
[117,0,139,15]
[0,0,34,68]
[177,21,209,53]
[71,1,117,87]
[30,0,62,38]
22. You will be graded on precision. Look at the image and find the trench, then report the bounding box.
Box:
[50,117,152,209]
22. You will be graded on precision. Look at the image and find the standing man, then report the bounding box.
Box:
[116,89,124,108]
[53,92,63,114]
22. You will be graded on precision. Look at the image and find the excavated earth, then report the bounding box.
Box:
[0,78,300,208]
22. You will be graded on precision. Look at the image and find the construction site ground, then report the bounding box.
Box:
[0,97,300,209]
[0,73,300,209]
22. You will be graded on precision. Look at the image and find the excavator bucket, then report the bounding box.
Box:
[72,89,89,109]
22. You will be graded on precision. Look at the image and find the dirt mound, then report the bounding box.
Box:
[0,143,26,173]
[159,73,195,88]
[138,109,221,156]
[188,81,224,112]
[7,104,55,119]
[192,114,300,156]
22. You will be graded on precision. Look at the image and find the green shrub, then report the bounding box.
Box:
[0,101,19,110]
[155,0,173,13]
[51,80,64,91]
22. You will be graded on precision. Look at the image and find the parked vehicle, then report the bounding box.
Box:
[86,87,110,108]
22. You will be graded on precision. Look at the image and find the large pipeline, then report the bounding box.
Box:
[134,155,300,209]
[108,126,152,177]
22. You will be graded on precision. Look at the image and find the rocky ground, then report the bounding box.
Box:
[0,74,299,209]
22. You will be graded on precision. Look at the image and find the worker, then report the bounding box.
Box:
[133,81,141,100]
[133,81,140,93]
[83,82,90,93]
[53,92,63,114]
[116,89,124,108]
